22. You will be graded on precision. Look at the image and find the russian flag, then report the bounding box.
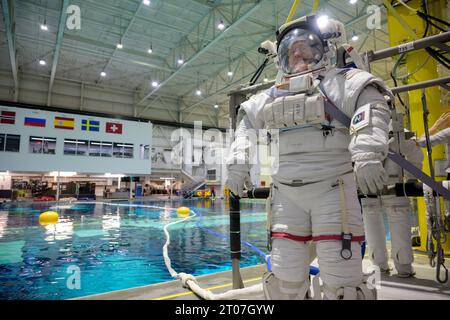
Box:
[24,117,46,127]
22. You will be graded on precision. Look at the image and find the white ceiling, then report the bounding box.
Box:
[1,0,447,127]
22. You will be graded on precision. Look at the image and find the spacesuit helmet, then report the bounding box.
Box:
[276,15,346,76]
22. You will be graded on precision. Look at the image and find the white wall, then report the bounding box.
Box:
[0,71,227,128]
[0,105,152,175]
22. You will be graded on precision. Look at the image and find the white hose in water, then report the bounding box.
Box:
[78,201,264,299]
[162,208,263,300]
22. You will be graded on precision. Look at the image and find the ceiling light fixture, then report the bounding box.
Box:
[217,21,225,30]
[143,0,151,5]
[39,59,46,66]
[100,71,107,77]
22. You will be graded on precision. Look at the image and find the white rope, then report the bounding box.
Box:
[161,208,264,300]
[162,210,197,278]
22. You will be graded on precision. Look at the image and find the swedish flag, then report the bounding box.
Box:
[82,119,100,132]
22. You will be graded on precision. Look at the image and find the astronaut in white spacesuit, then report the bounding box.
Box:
[418,112,450,243]
[225,15,393,300]
[361,131,423,277]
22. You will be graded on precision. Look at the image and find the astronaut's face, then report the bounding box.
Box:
[278,28,324,75]
[288,40,318,73]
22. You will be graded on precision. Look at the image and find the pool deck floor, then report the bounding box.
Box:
[75,251,450,300]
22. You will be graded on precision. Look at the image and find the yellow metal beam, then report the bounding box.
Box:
[311,0,320,15]
[285,0,300,23]
[382,0,418,40]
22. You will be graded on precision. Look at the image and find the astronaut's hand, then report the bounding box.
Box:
[226,166,252,197]
[354,160,388,195]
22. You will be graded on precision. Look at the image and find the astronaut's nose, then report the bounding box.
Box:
[293,50,305,59]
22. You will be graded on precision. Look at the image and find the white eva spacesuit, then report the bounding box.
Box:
[361,135,423,277]
[225,15,393,300]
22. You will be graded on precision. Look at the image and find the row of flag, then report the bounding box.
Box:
[1,110,123,134]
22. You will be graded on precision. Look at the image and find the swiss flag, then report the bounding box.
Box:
[106,122,123,134]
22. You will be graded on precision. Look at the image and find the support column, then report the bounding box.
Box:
[385,0,449,253]
[56,172,61,202]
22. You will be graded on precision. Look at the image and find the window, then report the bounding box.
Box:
[64,139,77,155]
[140,144,150,160]
[64,139,88,156]
[64,139,132,159]
[76,140,88,156]
[43,138,56,154]
[207,169,216,181]
[0,134,5,151]
[29,136,42,154]
[89,141,101,156]
[123,143,133,158]
[113,143,134,158]
[29,136,56,154]
[101,142,112,157]
[5,134,20,152]
[113,142,123,158]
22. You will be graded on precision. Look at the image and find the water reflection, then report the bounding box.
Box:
[44,219,74,242]
[102,211,121,231]
[159,205,172,221]
[0,211,8,238]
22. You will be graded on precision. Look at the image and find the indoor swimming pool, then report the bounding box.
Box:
[0,199,268,300]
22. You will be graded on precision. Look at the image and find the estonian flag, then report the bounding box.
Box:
[82,119,100,132]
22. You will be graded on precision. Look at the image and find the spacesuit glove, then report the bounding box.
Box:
[225,166,252,198]
[354,160,388,195]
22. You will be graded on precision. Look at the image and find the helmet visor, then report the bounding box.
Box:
[278,28,324,74]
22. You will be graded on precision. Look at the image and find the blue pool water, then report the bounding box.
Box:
[0,199,268,300]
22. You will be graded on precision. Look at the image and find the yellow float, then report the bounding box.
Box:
[176,206,190,217]
[195,190,212,198]
[39,211,59,226]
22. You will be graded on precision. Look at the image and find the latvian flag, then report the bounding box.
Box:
[54,116,75,130]
[106,122,123,134]
[82,119,100,132]
[25,117,46,127]
[0,110,16,124]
